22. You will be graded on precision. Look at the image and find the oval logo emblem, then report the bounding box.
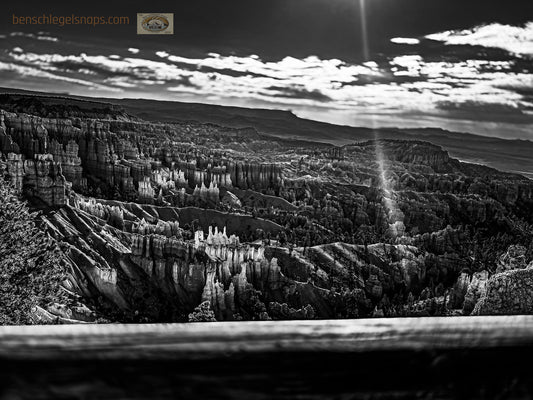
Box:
[141,15,170,32]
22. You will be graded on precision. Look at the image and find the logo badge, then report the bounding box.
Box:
[137,13,174,35]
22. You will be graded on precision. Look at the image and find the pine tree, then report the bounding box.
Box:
[0,179,68,324]
[187,301,216,322]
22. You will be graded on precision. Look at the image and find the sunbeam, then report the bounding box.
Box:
[358,0,370,61]
[358,0,405,240]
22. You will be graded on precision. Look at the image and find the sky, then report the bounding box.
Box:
[0,0,532,140]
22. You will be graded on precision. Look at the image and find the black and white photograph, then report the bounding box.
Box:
[0,0,532,398]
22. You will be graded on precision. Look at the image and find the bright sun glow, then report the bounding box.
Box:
[359,0,405,240]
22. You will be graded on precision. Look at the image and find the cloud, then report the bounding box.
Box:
[0,61,117,90]
[7,51,193,82]
[436,100,525,115]
[266,85,331,101]
[9,32,58,42]
[426,22,533,58]
[0,34,531,130]
[164,53,380,84]
[391,37,420,45]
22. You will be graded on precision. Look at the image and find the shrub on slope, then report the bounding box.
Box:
[0,179,69,325]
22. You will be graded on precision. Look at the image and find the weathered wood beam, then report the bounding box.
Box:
[1,316,533,399]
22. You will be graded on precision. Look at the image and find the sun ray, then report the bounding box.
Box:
[358,0,404,240]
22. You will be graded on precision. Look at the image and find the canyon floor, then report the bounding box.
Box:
[0,90,532,323]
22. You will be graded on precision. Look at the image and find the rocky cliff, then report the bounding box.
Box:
[1,93,532,322]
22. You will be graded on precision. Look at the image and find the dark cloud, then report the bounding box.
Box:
[196,65,275,80]
[339,74,419,87]
[437,100,526,114]
[169,75,198,88]
[267,85,331,102]
[0,0,531,140]
[436,100,533,125]
[2,0,533,62]
[496,85,533,98]
[52,60,133,78]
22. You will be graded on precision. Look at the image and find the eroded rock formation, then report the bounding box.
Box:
[1,94,532,322]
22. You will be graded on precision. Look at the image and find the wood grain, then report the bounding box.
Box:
[1,316,533,399]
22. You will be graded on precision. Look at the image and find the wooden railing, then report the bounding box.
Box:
[1,316,533,399]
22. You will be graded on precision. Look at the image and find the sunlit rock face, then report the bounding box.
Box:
[473,268,533,315]
[469,245,533,316]
[1,94,532,322]
[23,154,67,206]
[495,245,528,273]
[43,201,330,321]
[462,270,490,315]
